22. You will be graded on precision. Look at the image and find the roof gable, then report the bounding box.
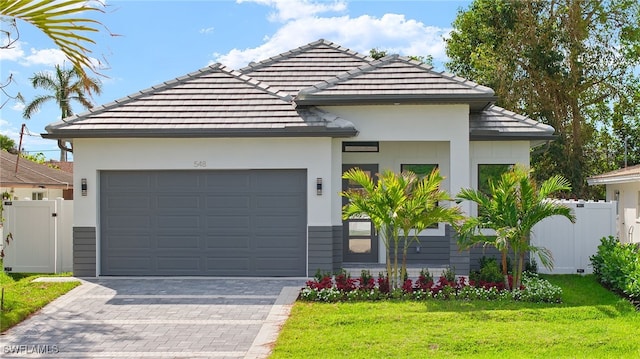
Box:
[240,39,373,95]
[44,63,356,138]
[295,55,496,109]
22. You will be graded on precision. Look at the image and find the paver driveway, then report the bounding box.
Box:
[1,277,305,358]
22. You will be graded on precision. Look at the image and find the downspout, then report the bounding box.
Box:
[57,140,73,153]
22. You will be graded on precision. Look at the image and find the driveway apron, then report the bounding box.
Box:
[1,278,305,358]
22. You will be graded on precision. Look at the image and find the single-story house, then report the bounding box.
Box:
[43,39,555,277]
[1,150,73,201]
[588,164,640,243]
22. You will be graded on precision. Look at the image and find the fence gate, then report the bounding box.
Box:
[531,201,616,275]
[2,199,73,273]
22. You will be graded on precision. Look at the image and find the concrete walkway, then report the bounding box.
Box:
[1,277,306,358]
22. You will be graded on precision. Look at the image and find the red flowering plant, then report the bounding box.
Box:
[377,273,390,294]
[414,268,434,292]
[402,279,414,293]
[358,270,376,291]
[335,270,357,292]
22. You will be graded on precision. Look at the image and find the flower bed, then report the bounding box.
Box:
[300,269,562,303]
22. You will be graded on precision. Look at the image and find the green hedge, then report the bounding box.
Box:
[590,236,640,300]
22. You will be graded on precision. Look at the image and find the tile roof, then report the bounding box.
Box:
[1,150,73,189]
[43,39,553,141]
[296,55,496,108]
[240,39,373,95]
[470,105,556,140]
[44,64,357,138]
[587,164,640,185]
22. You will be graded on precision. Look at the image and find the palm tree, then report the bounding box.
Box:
[1,0,106,82]
[342,168,462,289]
[457,165,576,289]
[23,64,102,161]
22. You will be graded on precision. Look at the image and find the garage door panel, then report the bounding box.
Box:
[206,258,250,271]
[204,173,251,190]
[157,256,202,271]
[101,170,306,276]
[105,172,152,190]
[106,215,152,229]
[156,173,201,189]
[158,195,201,209]
[104,195,151,210]
[105,235,152,249]
[157,215,200,228]
[207,195,250,209]
[156,236,200,249]
[205,237,250,250]
[106,256,153,271]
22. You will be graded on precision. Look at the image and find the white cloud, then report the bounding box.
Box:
[22,47,68,67]
[238,0,347,22]
[0,40,25,61]
[11,102,25,112]
[200,27,215,35]
[213,13,451,69]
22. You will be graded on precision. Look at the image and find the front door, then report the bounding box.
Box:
[342,164,379,263]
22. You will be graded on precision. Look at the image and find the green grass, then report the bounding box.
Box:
[1,261,80,332]
[271,275,640,358]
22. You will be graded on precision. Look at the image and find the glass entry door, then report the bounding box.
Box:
[342,164,379,263]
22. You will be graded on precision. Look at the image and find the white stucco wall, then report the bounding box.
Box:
[606,182,640,243]
[1,187,67,201]
[72,137,335,228]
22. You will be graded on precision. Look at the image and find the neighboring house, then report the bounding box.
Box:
[42,39,555,277]
[0,150,73,201]
[588,164,640,243]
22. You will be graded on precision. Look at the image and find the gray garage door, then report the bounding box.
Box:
[100,170,307,276]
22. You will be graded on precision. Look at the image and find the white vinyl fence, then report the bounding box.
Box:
[531,200,616,275]
[2,198,73,273]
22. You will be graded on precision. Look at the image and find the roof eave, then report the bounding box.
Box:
[587,175,640,186]
[42,127,359,139]
[470,133,557,141]
[295,94,497,111]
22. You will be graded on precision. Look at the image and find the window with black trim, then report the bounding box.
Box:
[478,164,514,195]
[342,141,379,152]
[401,164,438,178]
[402,163,440,229]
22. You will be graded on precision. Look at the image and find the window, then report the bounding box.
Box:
[478,164,513,194]
[637,191,640,219]
[401,163,440,230]
[401,164,438,178]
[342,141,379,152]
[32,192,44,200]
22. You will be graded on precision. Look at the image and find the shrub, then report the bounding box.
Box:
[590,236,640,300]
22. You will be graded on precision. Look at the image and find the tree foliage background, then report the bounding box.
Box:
[446,0,640,199]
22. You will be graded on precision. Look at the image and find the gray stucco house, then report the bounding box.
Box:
[43,39,555,277]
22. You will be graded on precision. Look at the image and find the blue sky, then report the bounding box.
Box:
[0,0,471,159]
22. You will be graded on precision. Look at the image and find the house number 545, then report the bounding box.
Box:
[193,161,207,168]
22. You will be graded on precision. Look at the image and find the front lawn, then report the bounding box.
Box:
[271,275,640,358]
[1,262,80,332]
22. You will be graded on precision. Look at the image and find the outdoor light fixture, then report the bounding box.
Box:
[81,178,87,196]
[316,178,322,195]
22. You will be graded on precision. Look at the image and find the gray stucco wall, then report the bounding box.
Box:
[73,227,96,277]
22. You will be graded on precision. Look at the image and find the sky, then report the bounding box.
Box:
[0,0,472,159]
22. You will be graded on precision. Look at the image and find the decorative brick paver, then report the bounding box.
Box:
[1,278,305,358]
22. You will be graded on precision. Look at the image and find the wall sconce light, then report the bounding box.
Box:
[316,178,322,195]
[81,178,87,196]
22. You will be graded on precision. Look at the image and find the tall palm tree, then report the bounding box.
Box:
[342,168,462,289]
[23,64,102,161]
[457,165,576,289]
